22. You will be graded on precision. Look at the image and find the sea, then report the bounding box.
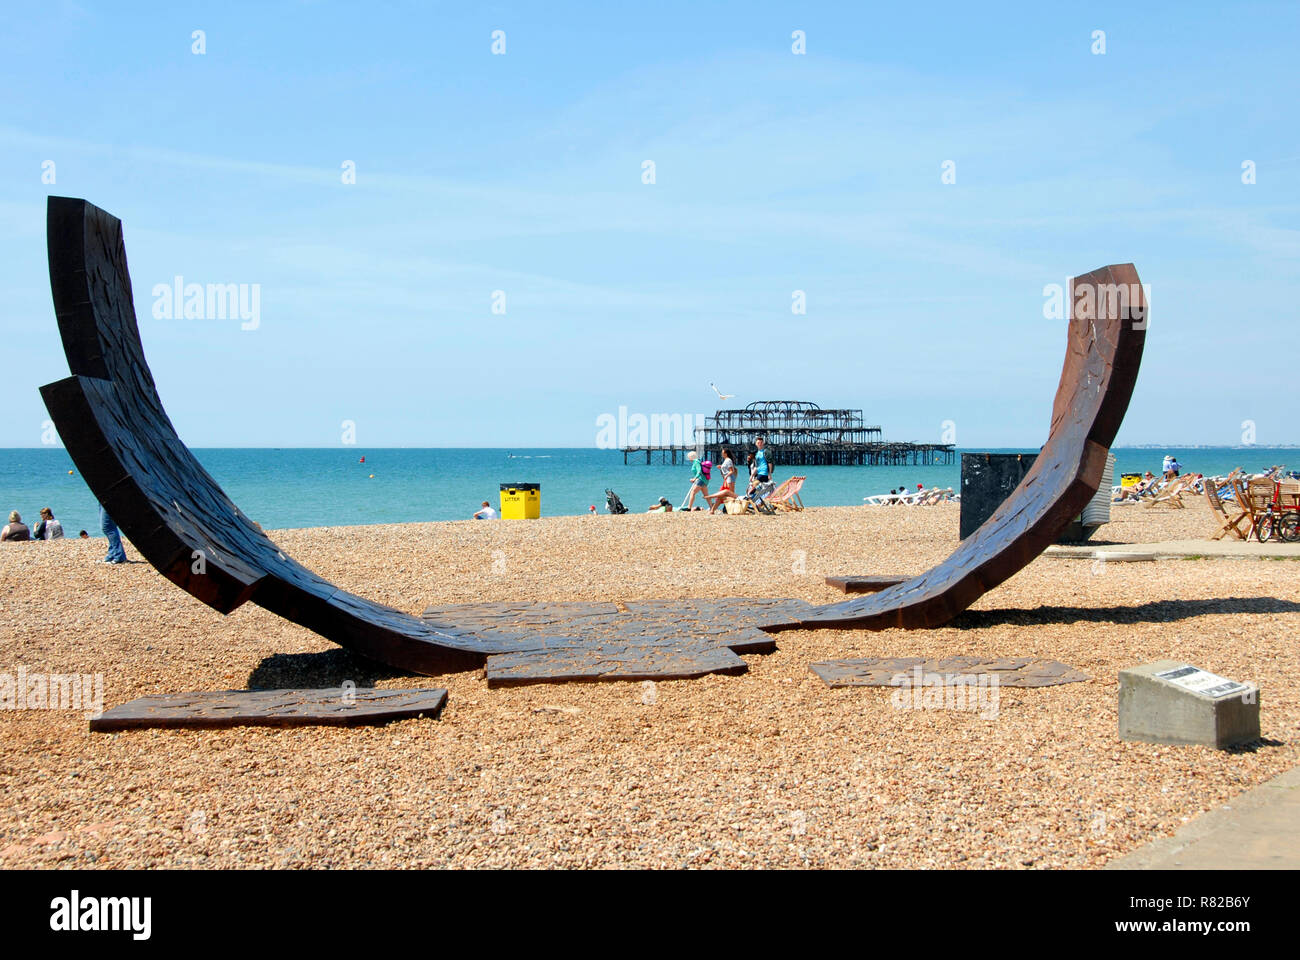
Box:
[1,447,1295,535]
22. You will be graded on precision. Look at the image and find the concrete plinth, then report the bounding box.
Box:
[1119,660,1260,749]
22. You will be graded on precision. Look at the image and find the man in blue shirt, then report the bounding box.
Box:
[754,437,772,483]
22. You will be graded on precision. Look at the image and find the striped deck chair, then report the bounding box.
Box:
[730,479,778,514]
[768,476,806,512]
[1142,473,1197,508]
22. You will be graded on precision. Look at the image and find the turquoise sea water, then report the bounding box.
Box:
[0,447,1295,535]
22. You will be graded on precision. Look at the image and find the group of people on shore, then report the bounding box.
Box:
[1,508,66,541]
[862,483,957,506]
[1114,471,1164,501]
[1113,455,1190,502]
[650,437,774,513]
[1,503,129,564]
[1114,460,1296,504]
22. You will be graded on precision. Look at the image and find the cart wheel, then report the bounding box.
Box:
[1255,516,1274,543]
[1279,512,1300,543]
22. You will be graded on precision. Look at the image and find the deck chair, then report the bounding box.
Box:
[1229,476,1265,540]
[918,487,953,505]
[1244,478,1278,540]
[740,479,778,514]
[865,491,911,506]
[1204,480,1249,540]
[1208,470,1243,504]
[1142,473,1196,508]
[767,476,806,512]
[1112,482,1145,503]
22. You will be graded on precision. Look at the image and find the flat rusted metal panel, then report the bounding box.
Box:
[89,687,448,731]
[823,575,909,594]
[422,598,818,655]
[485,640,746,687]
[809,657,1090,688]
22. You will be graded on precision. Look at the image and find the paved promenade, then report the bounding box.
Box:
[1107,764,1300,869]
[1047,540,1300,561]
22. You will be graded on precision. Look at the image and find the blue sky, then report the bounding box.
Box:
[1,1,1297,447]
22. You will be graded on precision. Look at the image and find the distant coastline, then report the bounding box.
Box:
[1114,444,1300,450]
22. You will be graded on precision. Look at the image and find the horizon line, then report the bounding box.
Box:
[4,444,1298,452]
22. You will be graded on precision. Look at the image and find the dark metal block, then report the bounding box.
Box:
[959,453,1039,540]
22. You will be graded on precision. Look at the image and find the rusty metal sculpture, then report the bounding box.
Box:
[41,197,496,675]
[39,197,1144,682]
[800,263,1146,630]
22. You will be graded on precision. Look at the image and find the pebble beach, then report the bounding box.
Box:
[1,503,1297,869]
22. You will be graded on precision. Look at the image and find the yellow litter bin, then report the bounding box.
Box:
[499,482,541,519]
[1120,473,1142,488]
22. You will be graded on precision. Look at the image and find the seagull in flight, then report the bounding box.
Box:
[710,382,735,401]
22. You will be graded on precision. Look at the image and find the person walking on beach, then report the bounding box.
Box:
[704,447,739,513]
[683,450,710,510]
[1,511,31,542]
[32,507,65,541]
[99,504,127,563]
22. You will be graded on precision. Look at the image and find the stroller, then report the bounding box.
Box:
[738,479,777,515]
[604,488,629,515]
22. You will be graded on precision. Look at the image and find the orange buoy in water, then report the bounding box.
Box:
[359,456,365,463]
[369,474,375,478]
